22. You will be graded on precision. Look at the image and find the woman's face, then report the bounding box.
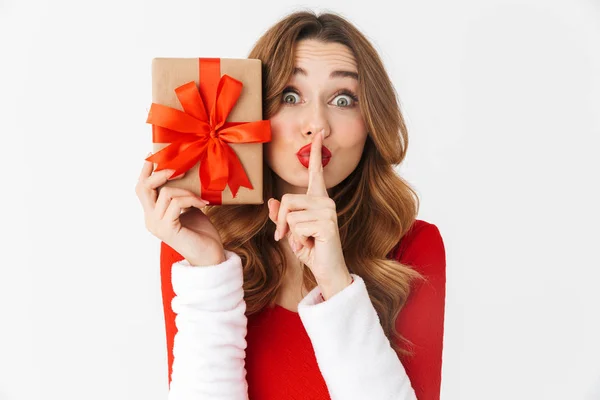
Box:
[265,39,368,197]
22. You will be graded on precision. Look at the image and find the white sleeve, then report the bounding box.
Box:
[167,249,249,400]
[297,274,417,400]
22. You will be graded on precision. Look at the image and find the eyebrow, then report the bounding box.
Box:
[293,67,358,80]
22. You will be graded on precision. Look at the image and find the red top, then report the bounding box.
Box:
[160,219,446,399]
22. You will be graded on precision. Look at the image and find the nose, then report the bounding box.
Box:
[301,102,330,139]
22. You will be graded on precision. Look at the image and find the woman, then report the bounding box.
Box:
[136,10,446,400]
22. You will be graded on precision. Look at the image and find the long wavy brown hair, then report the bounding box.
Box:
[205,10,424,357]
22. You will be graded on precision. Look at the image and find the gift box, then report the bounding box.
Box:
[146,58,271,205]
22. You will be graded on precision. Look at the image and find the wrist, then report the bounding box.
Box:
[319,273,354,301]
[186,248,226,267]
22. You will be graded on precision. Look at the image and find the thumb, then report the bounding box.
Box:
[268,198,279,224]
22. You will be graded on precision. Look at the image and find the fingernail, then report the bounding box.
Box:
[320,129,325,139]
[274,230,280,241]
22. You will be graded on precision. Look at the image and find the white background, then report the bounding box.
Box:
[1,0,599,399]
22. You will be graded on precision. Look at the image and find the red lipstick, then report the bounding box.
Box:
[296,143,332,168]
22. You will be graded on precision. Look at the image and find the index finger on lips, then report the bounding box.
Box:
[307,129,328,197]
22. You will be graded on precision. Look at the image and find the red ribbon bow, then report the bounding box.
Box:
[146,74,271,198]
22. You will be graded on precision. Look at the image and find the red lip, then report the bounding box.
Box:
[296,143,332,157]
[296,143,332,168]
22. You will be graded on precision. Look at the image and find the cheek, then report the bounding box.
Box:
[330,114,368,149]
[269,113,295,140]
[265,113,297,165]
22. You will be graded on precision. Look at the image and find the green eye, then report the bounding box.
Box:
[332,94,354,107]
[282,91,300,104]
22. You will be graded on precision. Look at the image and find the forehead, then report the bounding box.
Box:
[293,39,358,72]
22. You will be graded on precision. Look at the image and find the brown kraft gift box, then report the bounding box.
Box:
[147,57,271,205]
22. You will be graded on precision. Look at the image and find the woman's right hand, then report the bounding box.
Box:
[135,155,226,266]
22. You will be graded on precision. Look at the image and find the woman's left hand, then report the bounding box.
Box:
[267,130,353,300]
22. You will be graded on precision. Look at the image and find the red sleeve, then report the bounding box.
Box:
[394,222,447,400]
[159,241,184,388]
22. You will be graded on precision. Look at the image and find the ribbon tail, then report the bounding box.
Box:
[200,139,229,191]
[147,140,188,170]
[223,143,253,198]
[161,140,209,178]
